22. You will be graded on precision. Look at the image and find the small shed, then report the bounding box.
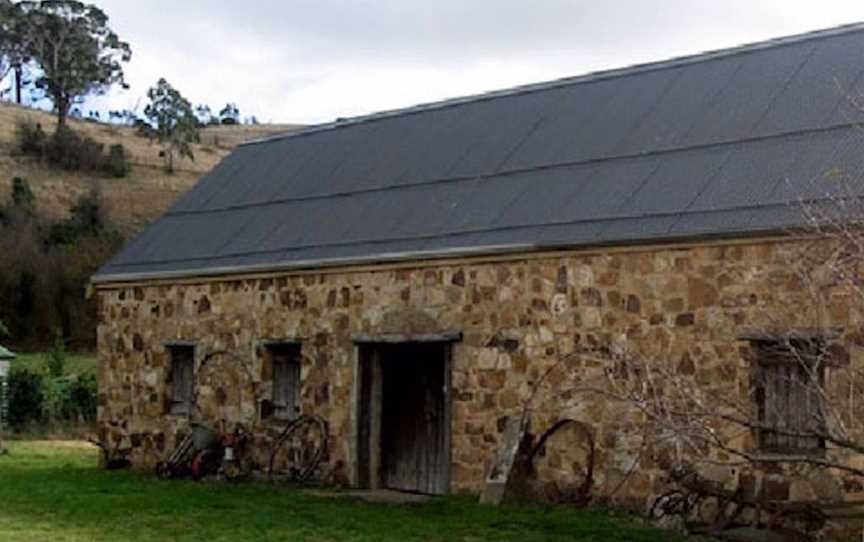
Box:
[89,23,864,498]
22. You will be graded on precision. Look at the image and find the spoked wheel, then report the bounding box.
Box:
[191,447,222,480]
[700,497,743,531]
[650,491,698,519]
[268,415,329,483]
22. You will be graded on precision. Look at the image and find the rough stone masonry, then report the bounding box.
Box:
[96,236,864,505]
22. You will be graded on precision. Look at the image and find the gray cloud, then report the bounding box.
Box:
[83,0,864,123]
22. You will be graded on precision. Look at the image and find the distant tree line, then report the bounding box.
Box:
[0,177,122,350]
[194,102,255,126]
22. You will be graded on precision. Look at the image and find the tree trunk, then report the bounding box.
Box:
[55,91,70,127]
[13,65,22,104]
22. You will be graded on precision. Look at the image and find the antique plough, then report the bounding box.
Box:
[651,464,864,541]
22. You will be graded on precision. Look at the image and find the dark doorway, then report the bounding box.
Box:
[357,341,451,495]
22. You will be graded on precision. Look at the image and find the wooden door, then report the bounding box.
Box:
[380,344,449,494]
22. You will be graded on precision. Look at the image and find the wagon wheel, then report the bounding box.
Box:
[696,495,731,525]
[190,448,222,480]
[702,496,743,532]
[268,415,329,483]
[775,504,826,534]
[651,491,698,519]
[525,419,595,505]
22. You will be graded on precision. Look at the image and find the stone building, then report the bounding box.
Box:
[93,25,864,501]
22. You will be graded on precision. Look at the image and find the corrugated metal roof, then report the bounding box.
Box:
[95,23,864,283]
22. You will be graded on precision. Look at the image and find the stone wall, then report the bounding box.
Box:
[95,237,864,503]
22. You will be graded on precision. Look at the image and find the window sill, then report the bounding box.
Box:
[168,403,193,417]
[265,410,298,424]
[268,414,297,422]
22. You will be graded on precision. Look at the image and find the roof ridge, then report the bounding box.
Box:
[243,21,864,147]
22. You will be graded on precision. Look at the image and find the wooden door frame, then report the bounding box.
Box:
[352,335,457,494]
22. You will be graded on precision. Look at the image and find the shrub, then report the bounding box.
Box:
[4,332,97,432]
[45,334,66,378]
[134,119,155,138]
[48,190,107,246]
[6,367,98,431]
[41,375,70,423]
[105,144,130,177]
[7,368,44,430]
[42,375,97,424]
[44,125,106,172]
[39,373,98,425]
[67,373,97,422]
[11,177,35,209]
[15,121,129,178]
[16,121,46,155]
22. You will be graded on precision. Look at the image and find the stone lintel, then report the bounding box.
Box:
[257,338,305,346]
[163,340,199,347]
[352,331,463,344]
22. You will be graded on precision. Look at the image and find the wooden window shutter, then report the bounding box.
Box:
[754,339,825,454]
[169,345,195,416]
[269,344,301,420]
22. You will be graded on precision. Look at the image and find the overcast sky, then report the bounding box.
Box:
[56,1,864,124]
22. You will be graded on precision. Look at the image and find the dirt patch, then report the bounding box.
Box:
[22,440,98,450]
[306,489,433,505]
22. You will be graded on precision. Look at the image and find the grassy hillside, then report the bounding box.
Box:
[0,102,300,237]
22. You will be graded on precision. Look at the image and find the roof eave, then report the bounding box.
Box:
[90,228,805,288]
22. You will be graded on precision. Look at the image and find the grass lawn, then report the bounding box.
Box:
[10,352,98,377]
[0,441,689,542]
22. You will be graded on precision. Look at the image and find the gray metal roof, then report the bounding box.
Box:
[95,23,864,283]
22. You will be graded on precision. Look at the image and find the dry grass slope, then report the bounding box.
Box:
[0,102,301,237]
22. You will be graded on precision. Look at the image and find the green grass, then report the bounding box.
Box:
[0,441,688,542]
[10,352,97,376]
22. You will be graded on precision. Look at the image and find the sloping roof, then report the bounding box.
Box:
[95,23,864,283]
[0,345,15,360]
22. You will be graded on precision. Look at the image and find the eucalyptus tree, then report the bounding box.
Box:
[0,0,31,103]
[144,78,199,173]
[20,0,131,126]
